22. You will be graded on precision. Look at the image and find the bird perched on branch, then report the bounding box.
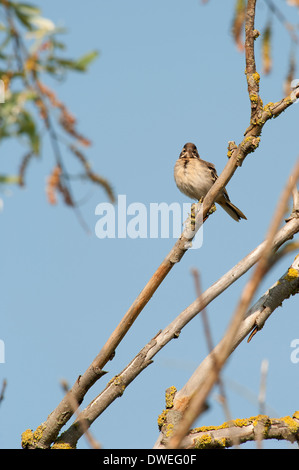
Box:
[174,142,247,222]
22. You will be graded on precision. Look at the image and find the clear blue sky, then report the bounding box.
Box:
[1,0,299,449]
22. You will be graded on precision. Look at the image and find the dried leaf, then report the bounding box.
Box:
[69,144,115,202]
[262,22,272,75]
[232,0,246,51]
[46,165,61,205]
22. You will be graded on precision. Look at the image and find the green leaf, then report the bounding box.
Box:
[10,2,41,16]
[50,39,66,50]
[0,174,21,184]
[74,50,99,71]
[17,110,40,154]
[47,50,98,73]
[13,9,35,30]
[0,34,12,51]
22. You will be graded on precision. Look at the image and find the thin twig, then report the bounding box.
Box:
[191,268,232,424]
[256,358,269,448]
[0,379,7,407]
[258,358,269,416]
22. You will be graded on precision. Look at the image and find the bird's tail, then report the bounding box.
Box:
[219,201,247,222]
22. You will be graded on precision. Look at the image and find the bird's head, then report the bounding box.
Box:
[180,142,200,159]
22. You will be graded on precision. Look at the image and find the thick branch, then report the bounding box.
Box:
[183,412,299,449]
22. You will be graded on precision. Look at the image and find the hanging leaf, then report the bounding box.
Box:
[13,9,34,30]
[231,0,246,51]
[10,2,41,17]
[45,166,61,205]
[73,50,99,71]
[16,110,40,154]
[284,50,296,96]
[262,22,272,75]
[50,50,99,73]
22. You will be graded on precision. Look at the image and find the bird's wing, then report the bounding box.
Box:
[205,160,231,202]
[205,161,218,183]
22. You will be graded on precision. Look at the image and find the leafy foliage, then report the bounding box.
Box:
[0,0,114,220]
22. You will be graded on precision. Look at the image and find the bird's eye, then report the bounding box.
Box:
[192,151,197,157]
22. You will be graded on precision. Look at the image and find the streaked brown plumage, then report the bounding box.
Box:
[174,142,246,222]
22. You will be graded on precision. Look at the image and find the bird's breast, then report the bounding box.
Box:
[174,159,213,200]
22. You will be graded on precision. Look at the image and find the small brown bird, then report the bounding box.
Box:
[174,142,247,222]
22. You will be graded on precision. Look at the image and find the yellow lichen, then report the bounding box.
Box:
[21,429,34,448]
[165,386,177,409]
[208,204,217,215]
[33,425,46,441]
[263,103,274,119]
[192,421,229,434]
[250,93,258,103]
[284,268,299,281]
[264,102,274,108]
[233,418,251,427]
[51,442,74,449]
[292,411,299,420]
[251,414,268,425]
[194,433,213,449]
[217,437,229,448]
[165,423,174,438]
[281,416,299,434]
[113,375,125,395]
[157,409,168,430]
[192,425,218,433]
[252,72,260,83]
[21,424,47,449]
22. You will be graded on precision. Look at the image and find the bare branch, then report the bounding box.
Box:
[245,0,263,119]
[180,412,299,449]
